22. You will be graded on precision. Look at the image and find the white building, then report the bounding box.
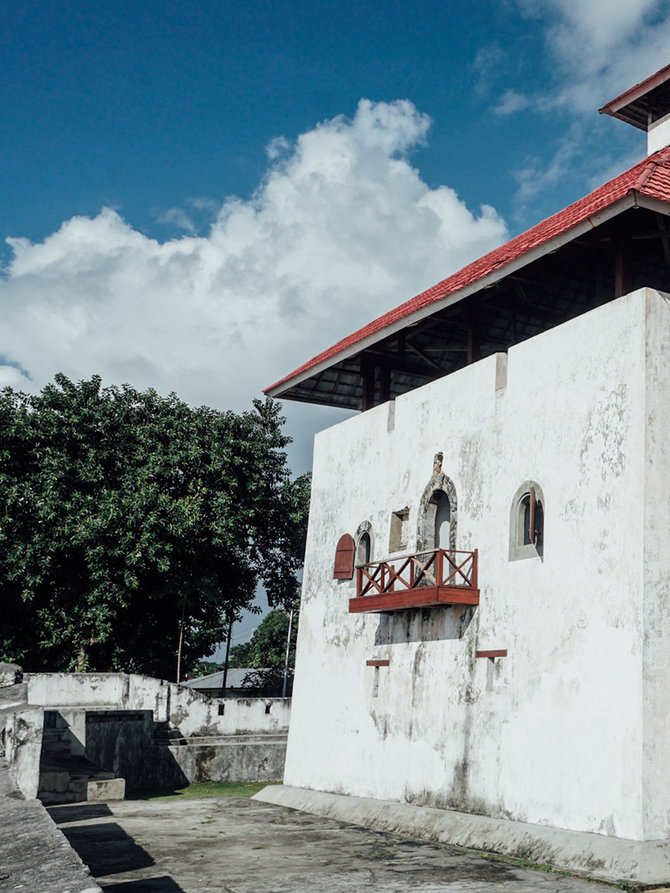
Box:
[259,66,670,883]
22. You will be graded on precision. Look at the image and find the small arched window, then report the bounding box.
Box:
[356,532,371,566]
[354,521,374,567]
[509,481,544,561]
[433,491,451,549]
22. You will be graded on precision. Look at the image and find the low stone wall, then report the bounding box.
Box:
[26,672,291,738]
[145,734,288,788]
[0,756,101,892]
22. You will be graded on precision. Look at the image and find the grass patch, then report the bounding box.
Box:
[127,781,280,801]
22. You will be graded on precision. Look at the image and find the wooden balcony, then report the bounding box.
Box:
[349,548,479,614]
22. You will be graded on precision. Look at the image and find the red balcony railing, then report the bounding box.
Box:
[349,548,479,614]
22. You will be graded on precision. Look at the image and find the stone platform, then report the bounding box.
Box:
[254,784,670,888]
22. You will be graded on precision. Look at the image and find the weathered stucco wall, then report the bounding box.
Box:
[1,704,43,799]
[26,672,290,738]
[641,290,670,840]
[145,735,287,787]
[284,288,668,841]
[84,710,154,790]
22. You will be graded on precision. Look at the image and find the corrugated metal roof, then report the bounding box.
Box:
[183,668,261,689]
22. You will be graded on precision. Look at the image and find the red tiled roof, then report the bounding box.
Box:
[265,147,670,396]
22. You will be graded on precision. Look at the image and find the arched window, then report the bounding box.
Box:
[417,463,458,553]
[357,532,371,566]
[354,520,373,566]
[433,491,451,548]
[509,481,544,561]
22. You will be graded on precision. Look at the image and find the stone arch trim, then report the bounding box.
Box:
[417,472,458,551]
[354,520,374,565]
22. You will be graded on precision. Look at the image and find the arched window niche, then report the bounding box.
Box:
[509,481,545,561]
[417,456,458,553]
[354,521,373,567]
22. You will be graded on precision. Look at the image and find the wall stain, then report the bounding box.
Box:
[580,385,628,481]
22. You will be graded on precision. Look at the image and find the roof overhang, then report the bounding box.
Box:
[265,195,638,402]
[599,63,670,130]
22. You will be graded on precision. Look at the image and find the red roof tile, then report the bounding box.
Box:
[265,147,670,396]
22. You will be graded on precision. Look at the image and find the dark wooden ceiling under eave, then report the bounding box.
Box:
[271,205,670,411]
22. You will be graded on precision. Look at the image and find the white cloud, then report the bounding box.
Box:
[154,207,197,234]
[0,99,507,465]
[494,89,531,116]
[498,0,670,220]
[471,44,507,97]
[517,0,670,111]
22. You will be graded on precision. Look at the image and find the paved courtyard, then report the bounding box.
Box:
[48,796,614,893]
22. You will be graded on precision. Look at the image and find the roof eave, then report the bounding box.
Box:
[265,193,639,400]
[598,63,670,128]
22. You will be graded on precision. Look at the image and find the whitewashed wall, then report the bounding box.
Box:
[26,672,291,737]
[285,288,670,842]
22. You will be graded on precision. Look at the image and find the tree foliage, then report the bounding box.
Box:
[228,606,299,670]
[0,374,310,678]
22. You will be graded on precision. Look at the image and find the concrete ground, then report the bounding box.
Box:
[48,797,616,893]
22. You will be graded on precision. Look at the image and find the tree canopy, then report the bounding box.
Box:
[0,374,310,678]
[229,606,298,669]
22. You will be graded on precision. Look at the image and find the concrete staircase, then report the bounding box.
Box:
[153,720,187,746]
[38,712,125,804]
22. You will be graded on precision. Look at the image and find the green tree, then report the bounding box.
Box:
[0,374,309,678]
[246,607,299,668]
[228,641,252,669]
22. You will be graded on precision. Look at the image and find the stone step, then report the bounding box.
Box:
[154,727,187,745]
[38,751,124,804]
[39,776,125,804]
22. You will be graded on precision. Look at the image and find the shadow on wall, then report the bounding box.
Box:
[374,605,476,645]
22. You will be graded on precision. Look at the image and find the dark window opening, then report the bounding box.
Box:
[510,481,544,561]
[356,531,371,566]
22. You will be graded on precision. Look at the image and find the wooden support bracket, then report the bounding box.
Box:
[366,659,390,667]
[475,649,507,660]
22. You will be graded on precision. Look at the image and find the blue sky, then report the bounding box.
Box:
[3,0,670,651]
[2,0,656,249]
[2,0,670,460]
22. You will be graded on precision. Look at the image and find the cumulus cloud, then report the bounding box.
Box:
[0,100,507,458]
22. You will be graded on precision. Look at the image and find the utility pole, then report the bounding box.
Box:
[221,614,233,694]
